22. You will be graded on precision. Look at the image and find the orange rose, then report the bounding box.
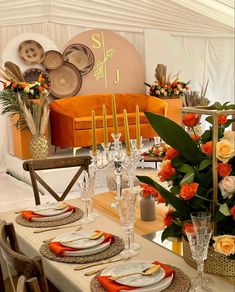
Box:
[202,141,213,156]
[218,115,227,125]
[38,86,43,91]
[230,206,235,220]
[182,113,199,127]
[190,134,201,141]
[140,183,158,198]
[12,83,17,88]
[156,193,166,204]
[179,182,199,200]
[183,223,194,234]
[165,147,179,160]
[43,83,49,89]
[217,163,232,177]
[158,161,176,182]
[163,210,174,226]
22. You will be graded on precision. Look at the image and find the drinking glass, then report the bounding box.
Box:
[78,171,95,224]
[154,136,161,145]
[117,188,138,258]
[186,227,213,292]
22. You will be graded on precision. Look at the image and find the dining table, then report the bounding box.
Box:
[0,191,234,292]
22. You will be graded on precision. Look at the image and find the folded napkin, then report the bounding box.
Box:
[49,231,114,256]
[21,205,76,221]
[96,260,175,292]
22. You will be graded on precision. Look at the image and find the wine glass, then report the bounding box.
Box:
[191,212,214,286]
[154,136,161,145]
[117,188,138,258]
[186,227,213,292]
[78,171,95,224]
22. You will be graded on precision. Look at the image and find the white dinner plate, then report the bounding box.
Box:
[29,202,69,216]
[101,261,166,288]
[63,239,111,256]
[53,230,105,249]
[31,210,73,222]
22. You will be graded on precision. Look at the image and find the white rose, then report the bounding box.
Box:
[156,90,160,95]
[219,176,235,199]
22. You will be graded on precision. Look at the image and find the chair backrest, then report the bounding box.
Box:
[0,221,48,292]
[23,156,91,205]
[17,275,41,292]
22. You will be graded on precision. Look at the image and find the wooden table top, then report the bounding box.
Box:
[93,191,168,235]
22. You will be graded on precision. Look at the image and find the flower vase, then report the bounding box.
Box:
[140,196,156,221]
[29,134,48,160]
[183,237,235,280]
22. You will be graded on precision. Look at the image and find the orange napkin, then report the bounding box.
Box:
[96,260,175,292]
[21,205,76,221]
[49,231,114,256]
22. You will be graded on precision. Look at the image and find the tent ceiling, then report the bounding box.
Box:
[0,0,234,35]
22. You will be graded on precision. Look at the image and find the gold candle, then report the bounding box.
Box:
[91,110,97,155]
[136,104,141,149]
[111,94,119,135]
[102,104,108,147]
[123,109,131,156]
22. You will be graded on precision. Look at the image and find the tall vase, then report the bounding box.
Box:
[29,134,48,160]
[140,196,156,221]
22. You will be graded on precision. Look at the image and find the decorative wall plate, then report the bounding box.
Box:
[42,50,64,70]
[63,44,94,75]
[23,68,52,93]
[18,40,45,65]
[47,62,82,98]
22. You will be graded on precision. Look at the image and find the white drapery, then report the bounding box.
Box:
[0,23,234,170]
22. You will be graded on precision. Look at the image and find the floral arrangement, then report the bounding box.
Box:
[3,74,49,99]
[140,183,165,204]
[145,143,170,158]
[145,64,190,98]
[137,102,235,259]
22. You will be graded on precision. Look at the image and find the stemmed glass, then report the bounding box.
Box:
[185,226,213,292]
[117,188,138,258]
[78,171,95,224]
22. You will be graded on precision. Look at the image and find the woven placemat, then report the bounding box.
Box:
[39,235,124,264]
[15,208,83,228]
[90,266,191,292]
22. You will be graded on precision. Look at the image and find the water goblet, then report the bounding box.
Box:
[186,227,213,292]
[154,136,161,145]
[78,171,95,224]
[117,188,138,258]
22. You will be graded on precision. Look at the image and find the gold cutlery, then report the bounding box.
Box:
[34,224,82,234]
[109,264,161,281]
[74,257,125,271]
[61,231,103,244]
[84,267,106,276]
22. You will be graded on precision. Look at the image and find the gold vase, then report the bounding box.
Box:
[183,237,235,280]
[29,134,48,160]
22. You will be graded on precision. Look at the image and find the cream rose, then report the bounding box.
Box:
[216,138,235,163]
[219,176,235,199]
[213,235,235,256]
[223,131,235,142]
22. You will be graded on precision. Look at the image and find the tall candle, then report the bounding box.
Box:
[111,94,119,135]
[102,104,108,147]
[91,110,97,155]
[136,105,141,149]
[123,109,131,156]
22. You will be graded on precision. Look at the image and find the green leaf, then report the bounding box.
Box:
[161,225,182,242]
[171,156,185,168]
[178,164,195,173]
[205,116,212,124]
[213,102,223,110]
[198,159,212,171]
[144,112,204,165]
[224,104,235,110]
[223,118,235,128]
[201,129,212,143]
[180,172,195,186]
[137,175,192,216]
[219,203,230,216]
[170,185,180,195]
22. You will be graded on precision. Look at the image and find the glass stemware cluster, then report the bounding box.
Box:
[185,212,213,292]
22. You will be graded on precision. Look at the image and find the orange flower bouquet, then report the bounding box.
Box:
[137,102,235,260]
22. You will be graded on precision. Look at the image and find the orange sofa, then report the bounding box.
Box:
[49,93,167,149]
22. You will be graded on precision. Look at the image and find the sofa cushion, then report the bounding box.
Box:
[74,112,149,130]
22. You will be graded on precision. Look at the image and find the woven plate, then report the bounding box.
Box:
[18,40,45,65]
[47,62,82,98]
[40,235,124,264]
[42,50,64,70]
[15,208,83,228]
[23,67,52,93]
[63,44,95,75]
[90,265,191,292]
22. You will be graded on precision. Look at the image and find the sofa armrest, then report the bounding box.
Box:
[147,96,168,117]
[50,107,75,147]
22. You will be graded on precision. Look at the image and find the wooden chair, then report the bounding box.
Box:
[17,275,41,292]
[23,156,91,205]
[0,221,49,292]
